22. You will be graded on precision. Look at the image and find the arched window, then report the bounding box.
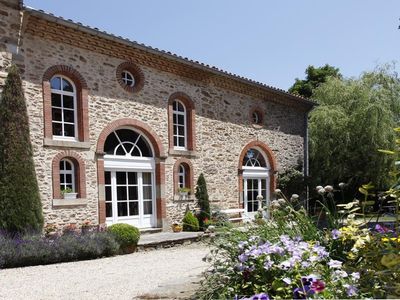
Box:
[59,159,75,192]
[172,100,187,149]
[243,148,267,167]
[168,92,196,152]
[104,129,153,157]
[51,75,77,139]
[178,164,186,189]
[43,65,89,143]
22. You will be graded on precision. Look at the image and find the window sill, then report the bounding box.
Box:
[53,198,87,207]
[44,138,91,149]
[168,149,197,158]
[173,194,196,202]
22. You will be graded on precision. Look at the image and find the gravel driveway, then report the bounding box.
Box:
[0,243,210,299]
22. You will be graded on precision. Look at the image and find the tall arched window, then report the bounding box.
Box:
[59,159,75,192]
[51,75,77,140]
[172,100,187,149]
[168,92,196,152]
[178,164,186,189]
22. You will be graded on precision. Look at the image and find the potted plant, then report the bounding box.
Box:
[61,187,78,200]
[178,187,191,199]
[171,222,183,232]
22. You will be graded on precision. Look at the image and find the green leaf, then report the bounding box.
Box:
[378,149,396,155]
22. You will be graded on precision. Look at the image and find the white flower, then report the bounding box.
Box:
[338,182,346,189]
[328,259,343,269]
[275,189,282,194]
[324,185,333,192]
[316,185,323,191]
[290,194,299,200]
[318,188,326,195]
[282,277,292,285]
[351,272,360,281]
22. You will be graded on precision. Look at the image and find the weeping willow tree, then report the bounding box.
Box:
[309,64,400,190]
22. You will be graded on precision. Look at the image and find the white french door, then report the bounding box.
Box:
[105,171,155,228]
[243,177,269,218]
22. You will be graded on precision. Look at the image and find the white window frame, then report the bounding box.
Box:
[172,100,187,150]
[51,75,78,141]
[178,164,186,189]
[60,159,75,193]
[122,70,135,87]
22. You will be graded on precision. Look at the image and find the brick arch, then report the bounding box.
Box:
[52,151,86,199]
[173,158,194,194]
[167,92,196,151]
[43,65,88,89]
[96,118,165,157]
[249,106,265,126]
[42,65,89,142]
[238,141,278,206]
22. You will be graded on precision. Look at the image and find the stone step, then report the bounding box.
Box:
[139,227,163,235]
[137,231,209,251]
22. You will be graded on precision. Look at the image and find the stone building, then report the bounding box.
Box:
[0,0,315,230]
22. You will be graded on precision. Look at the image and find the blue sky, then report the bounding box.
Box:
[25,0,400,90]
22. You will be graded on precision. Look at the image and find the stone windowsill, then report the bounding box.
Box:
[44,138,91,149]
[168,149,197,158]
[172,194,196,202]
[53,198,87,207]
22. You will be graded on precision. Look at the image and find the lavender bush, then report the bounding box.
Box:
[0,231,119,268]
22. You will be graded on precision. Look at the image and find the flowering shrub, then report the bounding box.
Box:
[0,231,119,268]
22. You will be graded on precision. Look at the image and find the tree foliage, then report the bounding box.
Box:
[0,65,43,233]
[289,64,342,98]
[309,64,400,190]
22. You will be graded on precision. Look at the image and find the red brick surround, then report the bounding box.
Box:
[52,150,86,199]
[42,65,89,142]
[96,118,166,225]
[116,61,145,93]
[173,158,194,194]
[167,92,196,151]
[238,141,278,207]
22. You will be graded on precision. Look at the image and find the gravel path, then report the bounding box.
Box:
[0,243,210,299]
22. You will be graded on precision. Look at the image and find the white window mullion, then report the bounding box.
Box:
[111,171,118,224]
[138,172,144,227]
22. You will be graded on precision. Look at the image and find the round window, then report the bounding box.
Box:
[250,108,264,125]
[116,62,145,93]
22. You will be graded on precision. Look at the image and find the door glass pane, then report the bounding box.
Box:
[129,202,139,216]
[105,186,112,201]
[144,201,152,214]
[117,202,127,216]
[117,186,127,200]
[105,171,111,185]
[142,173,152,185]
[128,172,137,184]
[128,186,138,200]
[106,202,112,218]
[116,172,126,184]
[253,200,259,211]
[143,186,152,200]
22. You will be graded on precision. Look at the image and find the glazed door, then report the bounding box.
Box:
[105,171,155,228]
[243,178,268,218]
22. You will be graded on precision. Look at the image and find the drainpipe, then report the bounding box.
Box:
[304,111,310,212]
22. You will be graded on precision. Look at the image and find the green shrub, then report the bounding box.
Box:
[107,223,140,250]
[195,173,210,229]
[182,211,199,232]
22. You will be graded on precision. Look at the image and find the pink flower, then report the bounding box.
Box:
[311,280,325,292]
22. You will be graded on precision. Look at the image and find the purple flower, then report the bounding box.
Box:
[328,259,343,269]
[251,293,270,300]
[293,285,315,299]
[351,272,360,281]
[375,224,393,233]
[239,253,249,263]
[264,259,273,270]
[331,229,341,240]
[344,284,358,297]
[311,279,325,292]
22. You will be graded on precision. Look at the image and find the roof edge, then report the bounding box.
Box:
[23,6,316,109]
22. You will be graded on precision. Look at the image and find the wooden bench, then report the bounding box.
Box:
[220,208,249,222]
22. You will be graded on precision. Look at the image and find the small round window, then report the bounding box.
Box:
[116,62,145,93]
[250,108,264,126]
[121,70,135,87]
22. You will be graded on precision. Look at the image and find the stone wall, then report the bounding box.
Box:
[3,5,308,229]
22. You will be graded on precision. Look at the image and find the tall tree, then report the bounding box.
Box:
[0,65,43,233]
[289,64,342,98]
[309,64,400,190]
